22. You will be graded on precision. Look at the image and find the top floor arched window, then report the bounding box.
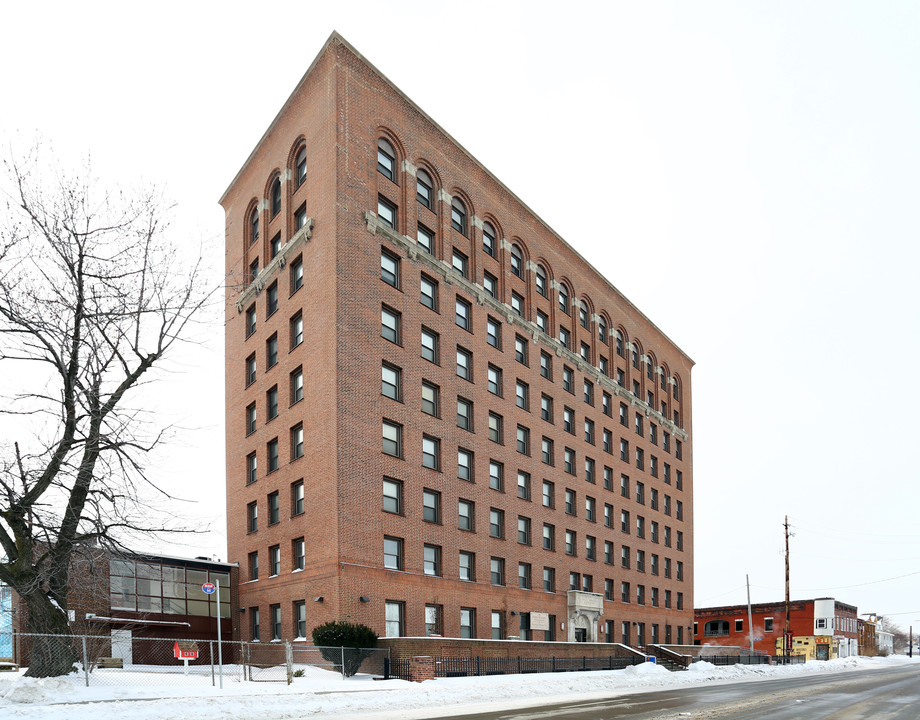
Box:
[377,138,396,181]
[510,244,523,278]
[295,146,307,187]
[598,317,607,344]
[615,330,624,357]
[249,207,260,246]
[483,221,496,257]
[270,177,282,217]
[558,283,570,314]
[451,197,467,235]
[417,169,433,209]
[579,303,589,329]
[535,265,547,296]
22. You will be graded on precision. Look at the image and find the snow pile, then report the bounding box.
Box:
[0,654,915,720]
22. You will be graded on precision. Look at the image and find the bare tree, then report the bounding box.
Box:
[0,147,215,676]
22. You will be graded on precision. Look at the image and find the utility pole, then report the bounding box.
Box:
[784,516,791,661]
[746,574,754,655]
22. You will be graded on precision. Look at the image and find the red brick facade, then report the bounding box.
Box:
[221,33,694,648]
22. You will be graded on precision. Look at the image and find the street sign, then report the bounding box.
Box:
[201,582,216,594]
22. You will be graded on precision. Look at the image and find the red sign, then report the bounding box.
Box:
[173,641,199,660]
[201,582,216,594]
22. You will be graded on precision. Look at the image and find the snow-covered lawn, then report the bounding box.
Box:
[0,655,915,719]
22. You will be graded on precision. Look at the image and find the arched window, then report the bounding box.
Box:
[510,244,523,278]
[417,169,433,209]
[483,221,496,257]
[451,197,467,235]
[249,207,259,246]
[270,177,282,217]
[615,330,624,357]
[295,146,307,187]
[579,303,589,329]
[558,284,569,314]
[535,265,547,296]
[598,317,607,344]
[377,138,396,181]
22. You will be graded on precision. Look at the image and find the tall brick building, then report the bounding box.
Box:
[221,32,694,647]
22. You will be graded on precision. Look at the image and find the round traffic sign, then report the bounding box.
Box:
[201,582,216,594]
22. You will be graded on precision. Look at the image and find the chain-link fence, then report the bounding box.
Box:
[4,633,389,687]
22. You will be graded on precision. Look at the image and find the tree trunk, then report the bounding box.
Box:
[21,590,77,678]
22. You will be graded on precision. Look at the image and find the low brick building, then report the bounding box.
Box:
[694,598,858,660]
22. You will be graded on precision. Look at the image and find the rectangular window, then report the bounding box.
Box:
[267,490,280,525]
[270,605,282,641]
[381,249,400,287]
[621,546,631,569]
[491,610,504,639]
[383,477,402,514]
[565,488,576,515]
[382,419,402,457]
[458,447,474,481]
[487,317,501,349]
[515,335,529,365]
[267,438,279,472]
[290,256,303,293]
[455,297,471,330]
[585,496,596,522]
[487,364,502,395]
[383,536,403,570]
[565,530,576,556]
[423,544,441,576]
[490,558,505,587]
[542,436,554,465]
[543,523,555,550]
[585,457,596,483]
[583,379,594,405]
[542,480,554,508]
[385,601,405,637]
[488,412,503,444]
[460,608,476,638]
[586,535,596,560]
[425,605,443,637]
[483,271,497,298]
[516,425,530,455]
[457,396,473,430]
[452,249,468,278]
[294,600,306,638]
[489,508,504,538]
[248,551,258,580]
[563,406,574,433]
[564,447,575,475]
[421,327,439,363]
[541,394,553,423]
[604,504,613,528]
[422,435,440,470]
[423,488,441,524]
[516,380,530,410]
[266,385,278,421]
[290,312,303,349]
[246,403,257,436]
[456,346,473,380]
[459,551,475,581]
[250,606,260,641]
[421,381,440,417]
[540,351,552,379]
[518,562,531,589]
[562,366,574,393]
[245,304,256,338]
[543,567,555,593]
[246,452,257,485]
[517,470,531,500]
[604,540,613,564]
[559,326,570,348]
[382,363,401,400]
[489,460,503,491]
[290,424,304,460]
[290,366,303,404]
[245,353,256,387]
[291,479,304,516]
[377,196,396,228]
[585,418,595,444]
[417,224,434,253]
[420,274,438,310]
[536,309,548,333]
[381,306,400,344]
[269,545,280,576]
[266,333,278,368]
[458,500,474,531]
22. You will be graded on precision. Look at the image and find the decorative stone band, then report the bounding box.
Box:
[235,217,314,312]
[362,210,688,440]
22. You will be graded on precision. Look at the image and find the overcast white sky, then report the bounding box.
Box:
[2,1,919,626]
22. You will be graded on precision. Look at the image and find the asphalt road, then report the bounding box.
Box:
[437,665,920,720]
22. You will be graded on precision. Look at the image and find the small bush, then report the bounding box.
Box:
[312,621,379,676]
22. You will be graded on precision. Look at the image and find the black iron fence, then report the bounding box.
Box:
[384,654,645,680]
[693,654,805,666]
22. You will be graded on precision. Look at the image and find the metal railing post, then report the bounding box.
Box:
[210,641,215,686]
[81,636,89,687]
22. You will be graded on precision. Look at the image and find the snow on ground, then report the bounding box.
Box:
[0,655,916,720]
